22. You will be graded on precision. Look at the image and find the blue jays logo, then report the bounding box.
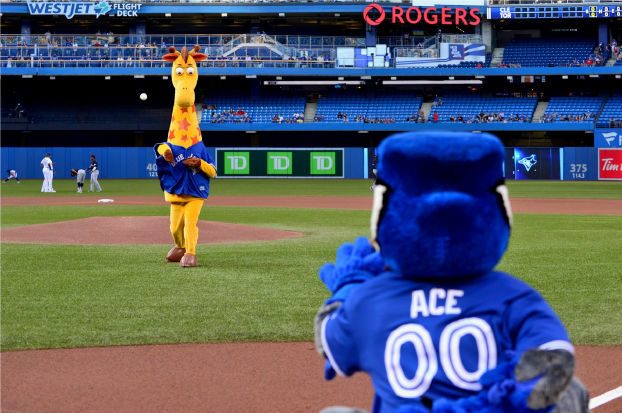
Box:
[518,154,537,171]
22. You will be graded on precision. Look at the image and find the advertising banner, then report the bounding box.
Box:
[594,129,622,148]
[561,147,599,181]
[26,0,141,19]
[598,148,622,180]
[216,148,344,178]
[510,148,561,180]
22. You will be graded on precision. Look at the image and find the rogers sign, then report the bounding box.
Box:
[363,3,481,26]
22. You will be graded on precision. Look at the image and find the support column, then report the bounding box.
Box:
[482,19,492,53]
[598,21,609,47]
[366,24,377,47]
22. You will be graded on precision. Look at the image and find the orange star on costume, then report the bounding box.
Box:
[177,118,191,133]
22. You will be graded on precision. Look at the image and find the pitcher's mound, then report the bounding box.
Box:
[1,217,304,245]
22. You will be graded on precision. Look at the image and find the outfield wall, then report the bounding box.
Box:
[2,147,621,181]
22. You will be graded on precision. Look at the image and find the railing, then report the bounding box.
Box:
[439,34,483,44]
[2,0,410,3]
[378,36,436,47]
[394,48,439,58]
[0,34,366,48]
[489,0,622,4]
[0,59,337,68]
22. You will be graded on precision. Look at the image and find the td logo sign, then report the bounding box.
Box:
[268,152,292,175]
[311,152,336,174]
[224,152,249,174]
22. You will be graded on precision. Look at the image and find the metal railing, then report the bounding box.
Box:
[489,0,622,4]
[0,34,364,48]
[394,48,439,58]
[439,34,483,44]
[2,0,410,4]
[0,59,337,68]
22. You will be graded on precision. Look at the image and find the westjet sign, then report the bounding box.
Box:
[27,0,141,19]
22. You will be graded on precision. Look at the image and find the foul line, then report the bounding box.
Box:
[590,385,622,410]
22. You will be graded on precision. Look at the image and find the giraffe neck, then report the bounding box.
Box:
[167,104,202,148]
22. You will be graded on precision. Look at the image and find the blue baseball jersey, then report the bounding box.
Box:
[321,271,573,413]
[154,141,214,199]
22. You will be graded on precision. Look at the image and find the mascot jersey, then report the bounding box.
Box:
[154,140,214,199]
[321,271,572,413]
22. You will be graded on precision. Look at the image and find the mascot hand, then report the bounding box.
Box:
[319,236,385,304]
[163,149,175,164]
[183,157,201,168]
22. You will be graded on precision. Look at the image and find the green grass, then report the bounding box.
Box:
[2,179,622,199]
[1,203,621,351]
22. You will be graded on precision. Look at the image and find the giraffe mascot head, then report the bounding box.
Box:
[155,45,216,268]
[162,45,207,148]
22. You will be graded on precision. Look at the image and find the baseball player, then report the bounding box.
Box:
[86,154,102,192]
[40,153,56,193]
[370,154,378,191]
[70,168,86,193]
[3,170,20,183]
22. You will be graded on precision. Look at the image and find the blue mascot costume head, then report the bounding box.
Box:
[371,131,512,279]
[315,132,588,413]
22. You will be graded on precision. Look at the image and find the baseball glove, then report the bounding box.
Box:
[70,169,77,177]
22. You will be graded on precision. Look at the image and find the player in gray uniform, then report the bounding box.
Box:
[86,155,102,192]
[70,168,86,193]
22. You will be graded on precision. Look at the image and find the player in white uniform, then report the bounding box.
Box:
[70,168,86,193]
[3,170,20,183]
[40,153,56,193]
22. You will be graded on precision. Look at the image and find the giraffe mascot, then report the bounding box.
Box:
[154,45,216,268]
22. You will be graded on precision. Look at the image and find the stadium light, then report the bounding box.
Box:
[221,13,227,17]
[616,75,621,79]
[338,77,345,80]
[105,76,111,80]
[383,80,482,85]
[134,75,145,79]
[246,131,257,134]
[163,76,168,80]
[448,77,455,80]
[562,75,569,79]
[589,75,599,78]
[246,75,257,79]
[220,76,226,80]
[165,13,171,17]
[50,77,56,80]
[361,76,372,80]
[276,77,282,80]
[358,131,369,134]
[335,13,341,17]
[279,13,285,17]
[391,77,397,80]
[21,75,33,78]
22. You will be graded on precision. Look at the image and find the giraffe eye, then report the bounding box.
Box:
[175,67,184,75]
[186,67,195,75]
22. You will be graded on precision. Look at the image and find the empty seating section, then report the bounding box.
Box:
[428,96,538,122]
[502,39,596,67]
[201,92,306,123]
[315,92,422,122]
[597,97,622,127]
[543,97,603,122]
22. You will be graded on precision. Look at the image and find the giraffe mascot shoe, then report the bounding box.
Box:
[154,45,216,268]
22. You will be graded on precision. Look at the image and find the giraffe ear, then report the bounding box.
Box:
[163,53,178,62]
[192,53,207,62]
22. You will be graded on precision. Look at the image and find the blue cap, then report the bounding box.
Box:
[46,153,52,156]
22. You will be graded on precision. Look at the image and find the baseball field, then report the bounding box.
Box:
[1,179,621,413]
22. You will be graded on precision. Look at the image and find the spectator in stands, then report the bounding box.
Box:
[433,112,439,123]
[432,100,438,108]
[475,62,483,69]
[548,62,555,67]
[337,112,343,119]
[616,117,622,128]
[610,117,616,127]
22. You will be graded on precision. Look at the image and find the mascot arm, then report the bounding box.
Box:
[199,160,217,178]
[157,144,174,163]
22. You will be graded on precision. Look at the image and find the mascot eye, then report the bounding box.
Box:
[186,67,195,75]
[175,67,184,75]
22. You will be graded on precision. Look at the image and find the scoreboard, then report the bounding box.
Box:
[488,5,622,19]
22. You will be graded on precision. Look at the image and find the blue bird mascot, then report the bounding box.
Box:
[314,132,590,413]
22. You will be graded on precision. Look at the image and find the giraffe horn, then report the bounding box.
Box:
[189,45,201,55]
[181,46,189,63]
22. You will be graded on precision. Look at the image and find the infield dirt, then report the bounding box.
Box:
[2,343,620,413]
